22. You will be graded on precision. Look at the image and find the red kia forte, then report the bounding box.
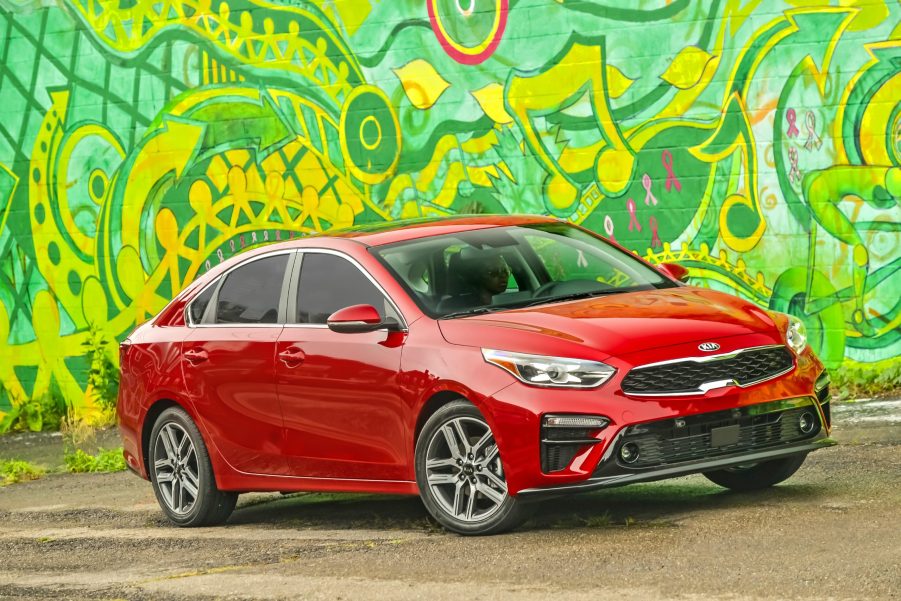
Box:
[118,216,833,534]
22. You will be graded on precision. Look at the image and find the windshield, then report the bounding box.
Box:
[372,223,676,318]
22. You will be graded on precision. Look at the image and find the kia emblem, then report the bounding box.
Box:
[698,342,720,352]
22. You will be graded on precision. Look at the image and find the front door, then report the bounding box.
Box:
[182,252,292,475]
[276,251,408,481]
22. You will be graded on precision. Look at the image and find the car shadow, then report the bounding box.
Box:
[525,479,825,531]
[223,476,828,533]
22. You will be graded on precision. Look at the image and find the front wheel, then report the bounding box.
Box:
[703,453,808,492]
[149,406,238,526]
[415,400,534,535]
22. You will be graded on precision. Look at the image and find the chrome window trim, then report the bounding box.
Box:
[290,247,409,332]
[622,344,795,397]
[184,249,297,328]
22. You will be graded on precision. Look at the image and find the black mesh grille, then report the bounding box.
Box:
[610,400,821,470]
[621,346,794,395]
[541,444,581,473]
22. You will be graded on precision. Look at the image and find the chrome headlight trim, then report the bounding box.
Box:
[481,349,616,388]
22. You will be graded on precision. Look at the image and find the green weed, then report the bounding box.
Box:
[64,447,127,473]
[0,459,45,485]
[82,324,120,413]
[829,360,901,400]
[0,392,65,433]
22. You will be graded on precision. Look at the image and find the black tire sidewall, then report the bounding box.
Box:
[703,453,808,492]
[148,406,234,527]
[415,400,531,535]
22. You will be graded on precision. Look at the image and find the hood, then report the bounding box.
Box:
[437,287,781,360]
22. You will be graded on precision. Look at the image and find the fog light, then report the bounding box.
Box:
[620,442,640,464]
[798,411,816,434]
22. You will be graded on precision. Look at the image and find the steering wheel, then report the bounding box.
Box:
[532,280,565,298]
[532,279,614,299]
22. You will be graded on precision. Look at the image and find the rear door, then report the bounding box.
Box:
[182,251,294,475]
[276,250,408,481]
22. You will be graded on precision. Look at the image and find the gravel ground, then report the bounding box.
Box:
[0,398,899,601]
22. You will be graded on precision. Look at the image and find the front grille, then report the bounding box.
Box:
[621,346,794,395]
[609,398,821,470]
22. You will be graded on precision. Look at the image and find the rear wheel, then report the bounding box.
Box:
[415,400,534,535]
[149,406,237,526]
[703,454,808,492]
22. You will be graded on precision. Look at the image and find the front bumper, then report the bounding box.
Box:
[518,432,834,500]
[485,342,828,495]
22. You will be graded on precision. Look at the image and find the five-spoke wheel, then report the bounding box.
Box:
[425,416,508,522]
[148,406,237,527]
[153,422,201,516]
[415,400,533,535]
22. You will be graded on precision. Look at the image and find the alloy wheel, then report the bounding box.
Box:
[153,422,200,515]
[424,416,508,523]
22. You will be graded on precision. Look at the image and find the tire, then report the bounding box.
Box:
[703,453,808,492]
[148,406,238,526]
[415,400,534,535]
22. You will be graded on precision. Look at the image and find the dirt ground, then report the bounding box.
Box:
[1,398,899,601]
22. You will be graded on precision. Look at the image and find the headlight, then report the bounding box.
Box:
[786,315,807,354]
[482,349,615,388]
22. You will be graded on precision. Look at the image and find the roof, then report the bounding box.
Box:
[300,214,563,247]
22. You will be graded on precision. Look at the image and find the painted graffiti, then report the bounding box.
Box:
[0,0,898,425]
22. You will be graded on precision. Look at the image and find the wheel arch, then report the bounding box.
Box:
[413,382,501,452]
[141,399,184,477]
[414,390,465,448]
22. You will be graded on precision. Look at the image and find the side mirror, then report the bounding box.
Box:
[658,262,689,283]
[327,304,399,334]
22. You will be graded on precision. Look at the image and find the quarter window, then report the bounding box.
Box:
[188,283,216,324]
[296,253,393,324]
[214,254,288,324]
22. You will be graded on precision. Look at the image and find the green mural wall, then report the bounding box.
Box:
[0,0,899,426]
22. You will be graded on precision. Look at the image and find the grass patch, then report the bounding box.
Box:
[64,447,127,473]
[829,359,901,401]
[0,459,45,485]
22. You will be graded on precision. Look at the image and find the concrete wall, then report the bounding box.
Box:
[0,0,899,424]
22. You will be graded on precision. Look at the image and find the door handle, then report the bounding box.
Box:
[184,348,208,365]
[279,347,305,367]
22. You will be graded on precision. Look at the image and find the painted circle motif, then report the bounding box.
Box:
[339,85,401,184]
[428,0,508,65]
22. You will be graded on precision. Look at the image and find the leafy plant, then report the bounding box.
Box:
[82,324,120,412]
[0,459,45,485]
[0,391,65,433]
[64,447,127,473]
[829,359,901,401]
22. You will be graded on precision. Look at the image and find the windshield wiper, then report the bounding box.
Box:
[440,288,627,318]
[439,306,505,319]
[518,289,624,309]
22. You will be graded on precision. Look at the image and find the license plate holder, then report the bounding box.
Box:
[710,424,740,447]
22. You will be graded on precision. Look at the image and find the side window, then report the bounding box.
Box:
[296,254,392,324]
[215,254,288,324]
[188,283,216,324]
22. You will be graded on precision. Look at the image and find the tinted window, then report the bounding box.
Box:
[215,255,288,324]
[374,223,672,318]
[296,254,390,324]
[525,232,633,287]
[188,283,216,324]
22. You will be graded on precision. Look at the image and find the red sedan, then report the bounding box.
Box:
[118,216,833,535]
